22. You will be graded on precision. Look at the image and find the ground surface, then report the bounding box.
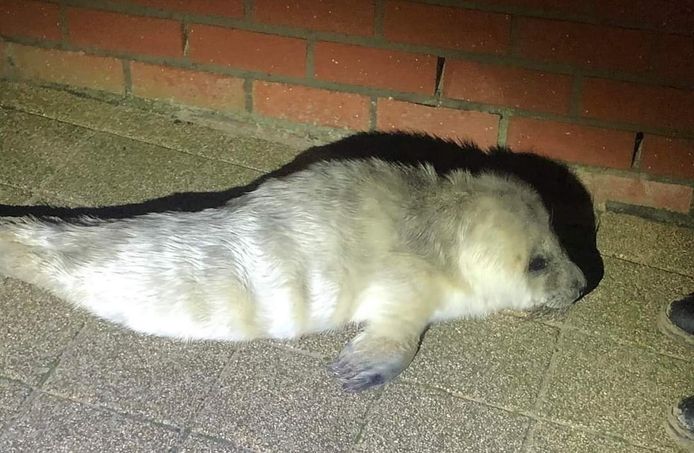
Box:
[0,81,692,453]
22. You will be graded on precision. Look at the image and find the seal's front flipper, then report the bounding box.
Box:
[329,327,423,392]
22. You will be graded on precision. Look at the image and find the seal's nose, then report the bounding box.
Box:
[572,266,588,302]
[574,279,587,298]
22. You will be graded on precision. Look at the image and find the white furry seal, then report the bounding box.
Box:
[0,158,586,391]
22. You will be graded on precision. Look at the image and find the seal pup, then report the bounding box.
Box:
[0,158,587,392]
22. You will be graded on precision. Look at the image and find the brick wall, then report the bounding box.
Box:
[1,0,693,220]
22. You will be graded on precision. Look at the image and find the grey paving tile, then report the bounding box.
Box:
[0,184,31,205]
[0,279,87,385]
[565,256,694,359]
[43,320,233,426]
[193,342,375,452]
[0,393,179,452]
[0,378,31,430]
[26,190,81,207]
[538,329,693,451]
[180,434,252,453]
[598,212,694,278]
[42,132,261,205]
[0,81,112,123]
[100,111,302,172]
[0,109,92,190]
[356,382,529,453]
[401,315,558,412]
[180,129,301,173]
[526,421,654,453]
[0,80,302,172]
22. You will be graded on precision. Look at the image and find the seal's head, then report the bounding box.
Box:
[452,171,587,314]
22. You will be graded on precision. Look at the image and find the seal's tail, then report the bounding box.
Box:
[0,216,71,287]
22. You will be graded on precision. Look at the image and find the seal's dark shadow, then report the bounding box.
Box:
[0,131,604,294]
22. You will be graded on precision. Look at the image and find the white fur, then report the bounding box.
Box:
[0,159,586,344]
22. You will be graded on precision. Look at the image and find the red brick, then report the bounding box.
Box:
[67,8,182,58]
[516,17,652,73]
[189,25,306,78]
[254,0,374,36]
[507,117,635,169]
[443,59,572,114]
[131,62,244,112]
[595,0,694,36]
[0,0,60,40]
[113,0,244,17]
[10,43,124,93]
[253,82,369,130]
[376,99,499,148]
[582,79,694,131]
[314,42,437,94]
[640,135,694,180]
[383,1,510,54]
[577,170,693,213]
[651,34,694,86]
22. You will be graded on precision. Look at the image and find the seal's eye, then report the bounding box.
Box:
[528,256,548,272]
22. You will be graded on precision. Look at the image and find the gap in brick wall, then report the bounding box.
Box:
[631,132,644,169]
[434,56,446,97]
[122,61,132,96]
[182,23,190,57]
[243,0,253,19]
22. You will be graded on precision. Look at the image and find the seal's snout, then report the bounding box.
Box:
[571,269,588,302]
[562,259,588,305]
[573,280,587,299]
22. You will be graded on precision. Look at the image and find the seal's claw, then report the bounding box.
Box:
[329,336,417,392]
[331,359,389,392]
[341,372,385,393]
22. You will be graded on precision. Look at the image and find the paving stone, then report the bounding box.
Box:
[180,434,253,453]
[538,329,694,451]
[0,184,31,205]
[0,393,179,452]
[98,111,302,172]
[25,190,81,208]
[597,211,694,278]
[43,320,233,426]
[0,279,87,385]
[401,314,558,412]
[0,109,92,190]
[0,80,302,172]
[42,131,261,205]
[526,421,654,453]
[0,378,31,430]
[0,81,112,124]
[193,342,375,452]
[356,382,529,452]
[565,256,694,359]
